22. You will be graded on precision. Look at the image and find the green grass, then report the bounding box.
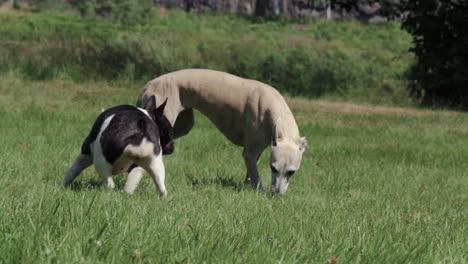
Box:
[0,76,467,263]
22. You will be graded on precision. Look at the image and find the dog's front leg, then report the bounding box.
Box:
[173,109,194,139]
[124,166,145,194]
[64,153,92,186]
[242,149,262,190]
[142,155,167,198]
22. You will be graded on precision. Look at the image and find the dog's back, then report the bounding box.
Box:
[85,106,161,175]
[83,106,160,159]
[139,69,300,145]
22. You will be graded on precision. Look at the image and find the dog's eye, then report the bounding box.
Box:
[286,170,295,177]
[270,165,278,173]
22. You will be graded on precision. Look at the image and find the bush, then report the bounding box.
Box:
[401,0,468,109]
[77,0,153,26]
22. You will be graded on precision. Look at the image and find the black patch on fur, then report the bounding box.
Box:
[157,114,174,154]
[101,109,160,164]
[127,163,138,173]
[81,105,161,164]
[81,105,137,155]
[141,96,174,155]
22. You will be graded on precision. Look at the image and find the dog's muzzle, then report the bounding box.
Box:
[271,176,289,195]
[162,143,174,155]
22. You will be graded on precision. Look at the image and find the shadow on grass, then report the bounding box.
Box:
[68,173,259,194]
[186,169,250,192]
[188,176,245,192]
[68,179,103,191]
[67,176,127,191]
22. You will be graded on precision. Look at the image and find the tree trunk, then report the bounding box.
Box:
[255,0,269,16]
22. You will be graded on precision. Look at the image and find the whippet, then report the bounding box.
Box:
[64,96,174,197]
[136,69,307,195]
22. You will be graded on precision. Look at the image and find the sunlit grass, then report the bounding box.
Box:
[0,76,466,262]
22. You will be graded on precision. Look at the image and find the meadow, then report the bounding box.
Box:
[0,3,467,263]
[0,76,467,263]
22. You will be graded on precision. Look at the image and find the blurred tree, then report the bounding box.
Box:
[401,0,468,109]
[255,0,269,16]
[11,0,20,9]
[72,0,153,25]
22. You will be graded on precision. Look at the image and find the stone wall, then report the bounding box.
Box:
[155,0,402,22]
[1,0,402,22]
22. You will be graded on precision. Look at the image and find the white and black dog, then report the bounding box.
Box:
[64,96,174,198]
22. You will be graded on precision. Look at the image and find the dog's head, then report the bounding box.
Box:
[270,120,307,195]
[144,96,174,155]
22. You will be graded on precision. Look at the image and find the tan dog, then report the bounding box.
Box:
[135,69,307,195]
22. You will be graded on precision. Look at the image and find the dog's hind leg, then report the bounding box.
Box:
[99,172,115,189]
[93,155,115,189]
[243,149,263,190]
[64,153,92,186]
[124,166,145,194]
[141,154,166,198]
[173,108,194,139]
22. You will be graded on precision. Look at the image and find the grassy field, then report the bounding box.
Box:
[0,76,467,263]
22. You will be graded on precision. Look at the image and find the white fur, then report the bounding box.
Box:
[137,107,151,118]
[124,166,145,194]
[271,175,289,195]
[141,150,166,197]
[91,115,115,187]
[124,149,166,197]
[123,138,156,160]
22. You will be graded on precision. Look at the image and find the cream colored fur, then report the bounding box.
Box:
[136,69,307,195]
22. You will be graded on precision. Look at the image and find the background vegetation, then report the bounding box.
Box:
[401,0,468,109]
[0,1,413,105]
[2,1,466,108]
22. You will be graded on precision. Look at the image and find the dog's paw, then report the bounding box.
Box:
[159,191,168,199]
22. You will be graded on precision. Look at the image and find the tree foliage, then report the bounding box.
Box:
[60,0,154,26]
[401,0,468,109]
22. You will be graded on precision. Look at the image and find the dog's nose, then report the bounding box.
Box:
[271,185,288,195]
[163,144,174,155]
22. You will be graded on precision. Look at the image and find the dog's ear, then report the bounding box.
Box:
[299,137,308,152]
[155,98,168,120]
[272,118,284,146]
[144,95,157,113]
